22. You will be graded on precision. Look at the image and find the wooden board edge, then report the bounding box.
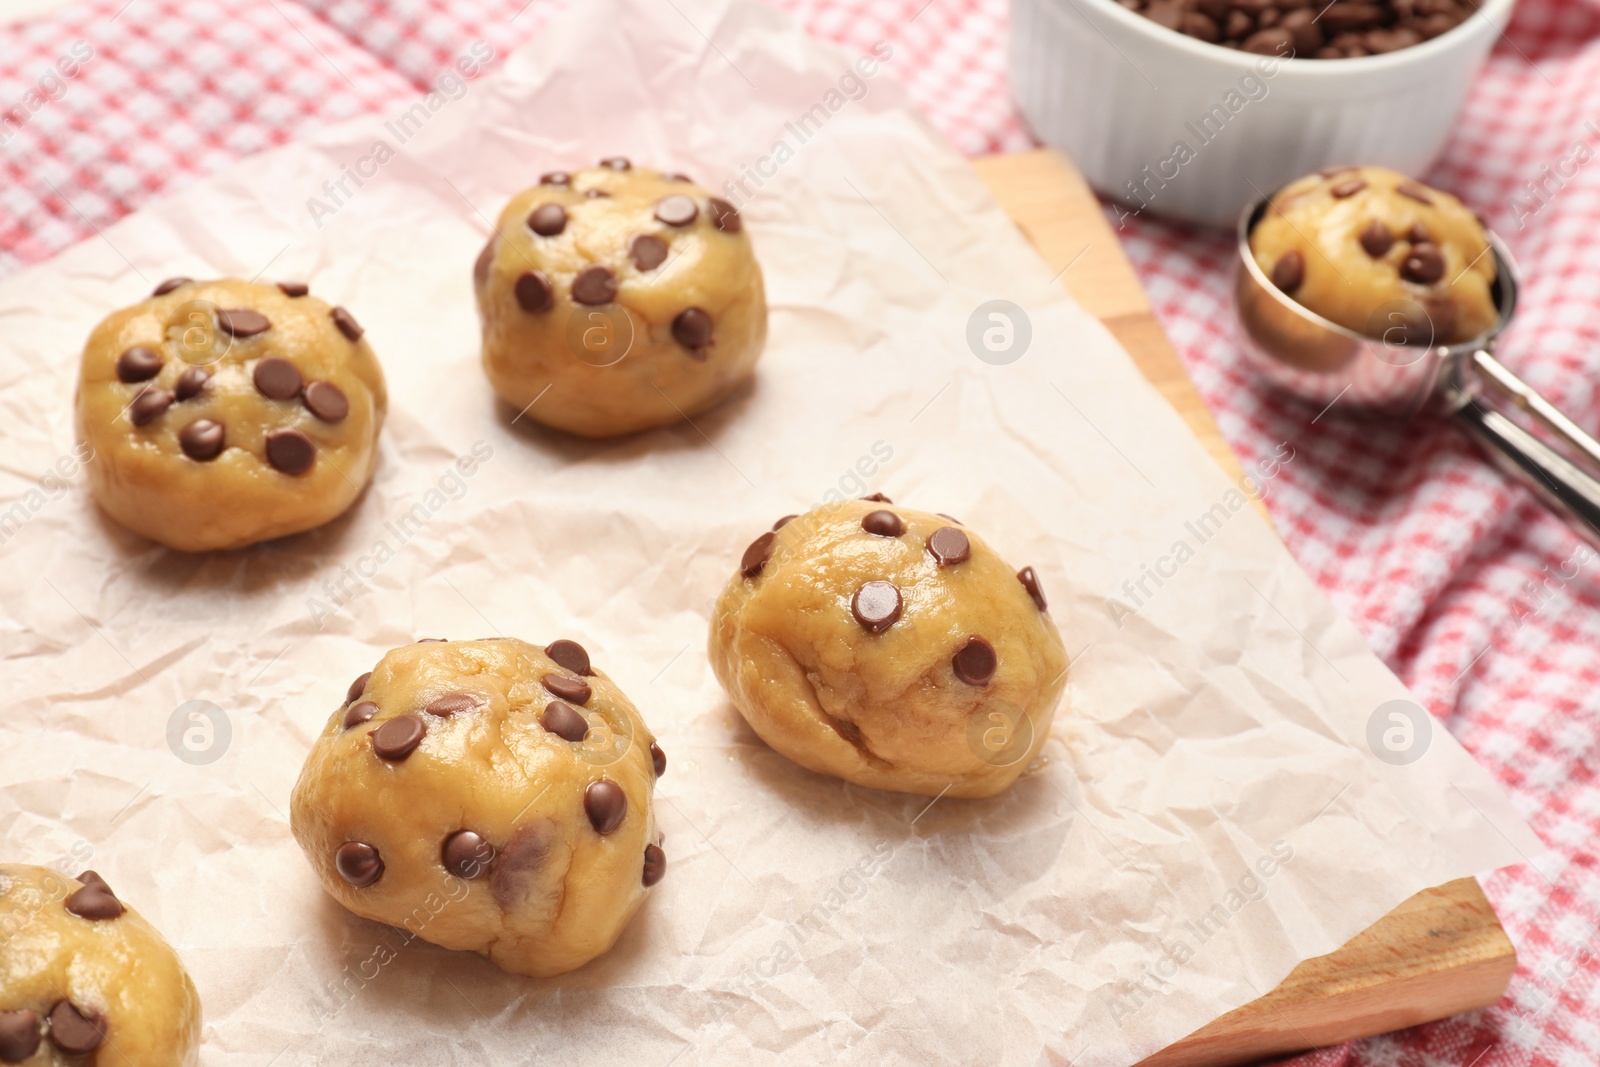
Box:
[970,147,1516,1063]
[1139,878,1515,1066]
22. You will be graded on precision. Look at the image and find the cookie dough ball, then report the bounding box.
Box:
[0,865,201,1065]
[289,637,666,978]
[709,499,1068,798]
[1250,166,1499,346]
[474,158,766,437]
[76,277,387,551]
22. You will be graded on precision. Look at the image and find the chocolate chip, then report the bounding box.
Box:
[937,513,963,525]
[630,234,668,271]
[540,700,589,742]
[277,281,309,297]
[862,510,903,537]
[650,741,666,777]
[1401,243,1446,285]
[515,270,554,312]
[772,514,797,530]
[116,345,163,383]
[1359,220,1395,258]
[672,308,712,350]
[129,387,173,426]
[543,674,592,705]
[861,492,892,503]
[331,306,364,341]
[540,171,572,186]
[665,172,693,183]
[545,639,593,676]
[474,236,496,288]
[584,779,627,834]
[265,427,316,475]
[178,418,225,461]
[441,830,495,879]
[346,671,372,703]
[852,581,903,633]
[174,366,210,400]
[253,356,303,400]
[1397,181,1434,205]
[76,870,106,887]
[1408,222,1431,243]
[600,156,632,171]
[571,265,617,306]
[952,636,997,686]
[426,692,478,717]
[585,189,611,199]
[417,637,447,643]
[303,380,349,422]
[1330,178,1368,199]
[372,714,425,760]
[335,841,384,886]
[64,879,124,920]
[741,531,776,578]
[152,277,191,296]
[0,1010,40,1062]
[343,701,379,729]
[217,308,271,337]
[1017,566,1048,611]
[45,1002,101,1054]
[528,203,567,237]
[927,526,971,566]
[1271,250,1305,292]
[642,843,666,886]
[655,195,698,227]
[708,198,742,234]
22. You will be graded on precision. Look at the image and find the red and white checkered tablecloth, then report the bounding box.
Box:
[2,0,1596,1063]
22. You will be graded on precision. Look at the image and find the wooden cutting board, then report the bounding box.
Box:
[972,149,1516,1066]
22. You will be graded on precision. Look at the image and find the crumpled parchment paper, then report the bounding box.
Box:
[0,1,1545,1064]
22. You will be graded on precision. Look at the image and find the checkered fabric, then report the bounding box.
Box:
[1,0,1595,1063]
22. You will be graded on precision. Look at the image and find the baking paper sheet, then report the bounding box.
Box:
[0,1,1546,1063]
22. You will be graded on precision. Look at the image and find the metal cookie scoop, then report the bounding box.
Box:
[1234,193,1600,548]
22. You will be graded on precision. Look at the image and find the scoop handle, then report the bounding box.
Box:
[1447,351,1600,548]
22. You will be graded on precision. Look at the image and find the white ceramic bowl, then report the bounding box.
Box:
[1010,0,1515,226]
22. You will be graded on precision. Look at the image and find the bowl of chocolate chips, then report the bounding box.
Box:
[1010,0,1514,225]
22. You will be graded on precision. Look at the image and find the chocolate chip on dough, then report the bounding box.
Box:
[571,266,617,306]
[741,531,776,578]
[217,308,271,337]
[543,674,592,705]
[331,306,364,341]
[584,779,627,834]
[951,636,997,686]
[116,345,162,383]
[642,843,666,886]
[442,831,495,879]
[303,380,349,422]
[927,526,971,566]
[129,387,174,426]
[265,427,316,475]
[862,510,904,537]
[540,700,589,742]
[253,356,303,400]
[630,234,669,271]
[46,1002,102,1054]
[372,714,425,760]
[179,419,225,461]
[1017,566,1048,611]
[336,841,384,887]
[655,195,698,227]
[545,639,593,676]
[528,203,568,237]
[852,581,903,633]
[515,270,554,313]
[152,277,191,296]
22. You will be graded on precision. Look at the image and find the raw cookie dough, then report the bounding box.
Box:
[0,865,201,1066]
[290,637,666,979]
[474,158,767,437]
[76,277,387,551]
[1251,165,1499,345]
[709,499,1068,798]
